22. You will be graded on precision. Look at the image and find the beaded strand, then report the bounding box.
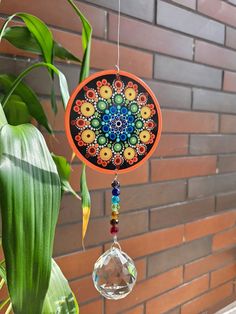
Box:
[110,178,120,236]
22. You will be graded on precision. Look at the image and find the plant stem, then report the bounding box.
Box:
[0,103,7,128]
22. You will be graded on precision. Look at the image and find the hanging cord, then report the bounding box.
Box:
[115,0,121,73]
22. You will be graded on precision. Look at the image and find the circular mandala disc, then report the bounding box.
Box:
[65,70,162,174]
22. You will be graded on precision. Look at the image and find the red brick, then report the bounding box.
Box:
[55,247,102,280]
[226,27,236,50]
[0,19,153,79]
[211,262,236,288]
[185,210,236,241]
[213,227,236,251]
[195,40,236,70]
[44,133,73,161]
[146,275,209,314]
[223,71,236,92]
[198,0,236,27]
[109,14,193,60]
[41,99,65,132]
[162,110,218,133]
[70,162,149,191]
[151,156,217,182]
[90,38,153,79]
[0,0,106,38]
[153,135,189,157]
[109,226,184,259]
[123,305,144,314]
[184,247,236,281]
[80,299,103,314]
[220,114,236,133]
[105,267,183,314]
[181,282,233,314]
[70,275,98,303]
[54,210,148,255]
[172,0,196,9]
[218,155,236,173]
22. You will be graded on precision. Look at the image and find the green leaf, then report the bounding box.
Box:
[42,259,79,314]
[1,62,70,112]
[67,0,92,82]
[4,94,31,125]
[0,123,61,314]
[52,153,81,200]
[54,41,81,63]
[0,103,7,129]
[80,164,91,246]
[2,26,81,63]
[2,26,41,53]
[0,13,53,66]
[0,74,52,131]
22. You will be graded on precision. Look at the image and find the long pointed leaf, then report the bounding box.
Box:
[2,26,81,63]
[66,0,92,82]
[0,13,53,66]
[52,153,81,200]
[80,164,91,246]
[0,62,69,110]
[0,74,52,132]
[0,123,61,313]
[42,259,79,313]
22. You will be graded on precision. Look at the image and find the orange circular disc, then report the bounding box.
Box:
[65,70,162,174]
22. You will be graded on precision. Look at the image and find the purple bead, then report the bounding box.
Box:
[111,180,120,188]
[112,188,120,196]
[110,226,119,235]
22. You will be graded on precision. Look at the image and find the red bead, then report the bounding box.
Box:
[110,226,119,235]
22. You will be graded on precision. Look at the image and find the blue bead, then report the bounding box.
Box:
[120,134,127,141]
[112,188,120,196]
[103,114,109,122]
[110,105,117,114]
[121,107,128,115]
[127,126,134,133]
[102,125,109,132]
[109,133,116,140]
[128,115,134,123]
[112,196,120,204]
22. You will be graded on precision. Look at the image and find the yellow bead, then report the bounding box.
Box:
[125,88,136,101]
[81,102,95,117]
[139,130,150,143]
[124,147,135,160]
[100,86,112,99]
[99,147,112,161]
[111,211,119,219]
[81,130,95,144]
[141,106,151,119]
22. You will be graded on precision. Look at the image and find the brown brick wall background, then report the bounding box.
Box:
[1,0,236,313]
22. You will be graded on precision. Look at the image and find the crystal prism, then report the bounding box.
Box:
[92,245,137,300]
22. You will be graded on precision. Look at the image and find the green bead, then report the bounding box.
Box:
[130,103,138,113]
[97,100,107,111]
[112,204,120,211]
[91,118,101,128]
[135,119,143,129]
[114,94,123,105]
[114,143,123,152]
[97,135,107,145]
[129,135,138,145]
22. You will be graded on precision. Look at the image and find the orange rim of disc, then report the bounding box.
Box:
[65,69,162,174]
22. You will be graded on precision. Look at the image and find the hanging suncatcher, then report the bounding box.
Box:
[65,0,162,301]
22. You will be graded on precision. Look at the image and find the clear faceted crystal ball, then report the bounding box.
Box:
[92,246,137,300]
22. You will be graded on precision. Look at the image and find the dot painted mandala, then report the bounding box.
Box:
[65,70,162,173]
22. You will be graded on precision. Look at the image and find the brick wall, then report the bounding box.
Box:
[1,0,236,313]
